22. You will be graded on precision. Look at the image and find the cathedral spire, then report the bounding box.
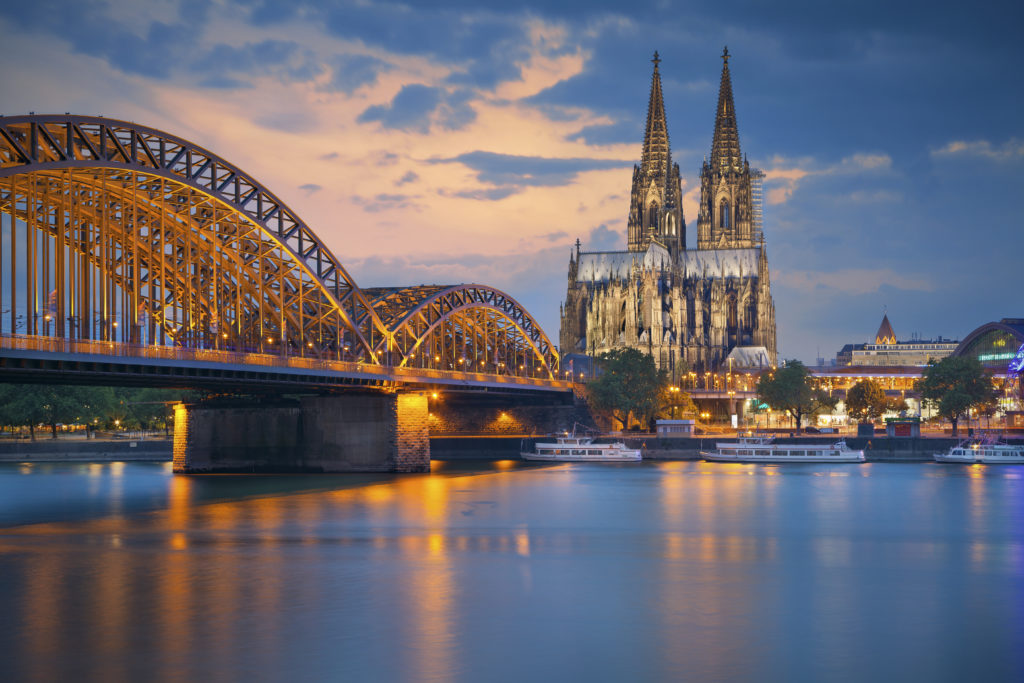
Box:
[641,51,670,176]
[710,46,742,171]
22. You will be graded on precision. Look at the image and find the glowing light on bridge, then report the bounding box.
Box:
[0,114,560,383]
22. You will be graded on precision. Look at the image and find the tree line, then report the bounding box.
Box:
[0,385,198,439]
[584,350,998,436]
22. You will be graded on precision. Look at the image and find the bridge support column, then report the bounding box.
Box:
[172,392,430,473]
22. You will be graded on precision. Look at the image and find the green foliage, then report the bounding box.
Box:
[756,360,836,432]
[0,384,197,437]
[845,379,889,422]
[659,385,697,420]
[586,348,667,430]
[918,357,997,435]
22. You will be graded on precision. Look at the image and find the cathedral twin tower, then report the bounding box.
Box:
[560,49,777,379]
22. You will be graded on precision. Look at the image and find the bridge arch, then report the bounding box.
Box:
[367,284,559,379]
[0,114,386,360]
[0,114,561,380]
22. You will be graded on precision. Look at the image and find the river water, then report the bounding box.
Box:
[1,459,1022,682]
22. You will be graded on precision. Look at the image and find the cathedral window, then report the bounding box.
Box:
[648,203,659,229]
[720,201,730,229]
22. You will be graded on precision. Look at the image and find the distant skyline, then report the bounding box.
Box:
[3,0,1021,362]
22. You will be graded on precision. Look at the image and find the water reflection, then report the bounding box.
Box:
[1,460,1023,681]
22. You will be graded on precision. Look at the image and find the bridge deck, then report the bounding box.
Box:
[0,334,573,395]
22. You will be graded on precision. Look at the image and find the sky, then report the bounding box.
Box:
[1,0,1021,363]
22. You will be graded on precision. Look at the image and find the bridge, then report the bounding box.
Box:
[0,114,571,473]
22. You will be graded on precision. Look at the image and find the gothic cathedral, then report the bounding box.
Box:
[559,49,777,379]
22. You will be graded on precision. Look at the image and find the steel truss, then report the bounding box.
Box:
[0,115,560,380]
[367,285,558,378]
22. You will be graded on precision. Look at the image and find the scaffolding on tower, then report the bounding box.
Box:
[751,168,766,244]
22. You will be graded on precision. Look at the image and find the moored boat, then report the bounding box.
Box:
[520,430,642,462]
[933,438,1024,464]
[701,435,865,463]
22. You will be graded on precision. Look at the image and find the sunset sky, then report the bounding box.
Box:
[2,0,1021,362]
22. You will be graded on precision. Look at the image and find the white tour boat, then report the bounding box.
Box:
[934,438,1024,464]
[701,435,865,463]
[520,431,642,462]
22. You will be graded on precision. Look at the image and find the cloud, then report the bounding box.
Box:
[395,171,419,186]
[324,53,393,94]
[581,223,623,251]
[567,121,641,146]
[931,138,1024,162]
[299,183,322,193]
[760,152,893,205]
[444,187,522,201]
[357,84,476,133]
[351,192,419,213]
[777,268,933,295]
[431,151,631,188]
[191,39,321,87]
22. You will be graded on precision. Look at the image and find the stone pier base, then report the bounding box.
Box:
[173,392,430,473]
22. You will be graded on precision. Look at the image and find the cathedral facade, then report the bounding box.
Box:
[560,49,777,380]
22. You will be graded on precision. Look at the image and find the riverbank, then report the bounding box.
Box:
[3,434,1020,463]
[0,438,173,462]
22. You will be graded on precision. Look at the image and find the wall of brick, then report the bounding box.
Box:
[395,393,430,472]
[173,393,430,473]
[426,400,595,436]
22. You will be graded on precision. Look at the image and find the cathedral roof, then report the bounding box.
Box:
[576,246,761,281]
[875,314,897,344]
[710,46,742,172]
[679,248,759,277]
[641,51,671,178]
[726,346,773,369]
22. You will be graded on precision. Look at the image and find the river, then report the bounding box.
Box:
[1,459,1022,681]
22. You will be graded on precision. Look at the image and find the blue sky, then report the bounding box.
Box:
[1,0,1021,362]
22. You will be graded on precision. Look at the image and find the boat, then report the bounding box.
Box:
[701,435,865,463]
[933,437,1024,464]
[520,427,642,462]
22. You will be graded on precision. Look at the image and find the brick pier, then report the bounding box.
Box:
[173,392,430,473]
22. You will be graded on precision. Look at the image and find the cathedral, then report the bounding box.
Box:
[559,49,777,380]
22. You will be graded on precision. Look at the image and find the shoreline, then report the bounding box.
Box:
[1,434,1017,464]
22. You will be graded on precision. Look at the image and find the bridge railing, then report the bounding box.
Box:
[0,333,572,389]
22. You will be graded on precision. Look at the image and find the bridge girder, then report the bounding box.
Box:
[0,114,561,382]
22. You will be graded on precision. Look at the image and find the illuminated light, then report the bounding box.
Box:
[266,337,274,343]
[307,342,313,348]
[978,352,1014,362]
[222,333,228,338]
[434,355,440,361]
[112,321,118,328]
[431,392,439,399]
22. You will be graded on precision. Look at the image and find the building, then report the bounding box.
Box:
[560,49,776,380]
[951,318,1024,423]
[836,314,958,367]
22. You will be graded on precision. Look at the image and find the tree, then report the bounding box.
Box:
[918,357,997,436]
[659,385,697,420]
[845,379,889,422]
[756,360,837,432]
[586,348,667,430]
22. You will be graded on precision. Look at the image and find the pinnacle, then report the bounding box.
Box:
[710,47,742,171]
[641,51,671,178]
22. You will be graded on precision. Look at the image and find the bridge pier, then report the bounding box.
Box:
[172,392,430,473]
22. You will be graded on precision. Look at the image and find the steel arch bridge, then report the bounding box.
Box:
[0,114,563,391]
